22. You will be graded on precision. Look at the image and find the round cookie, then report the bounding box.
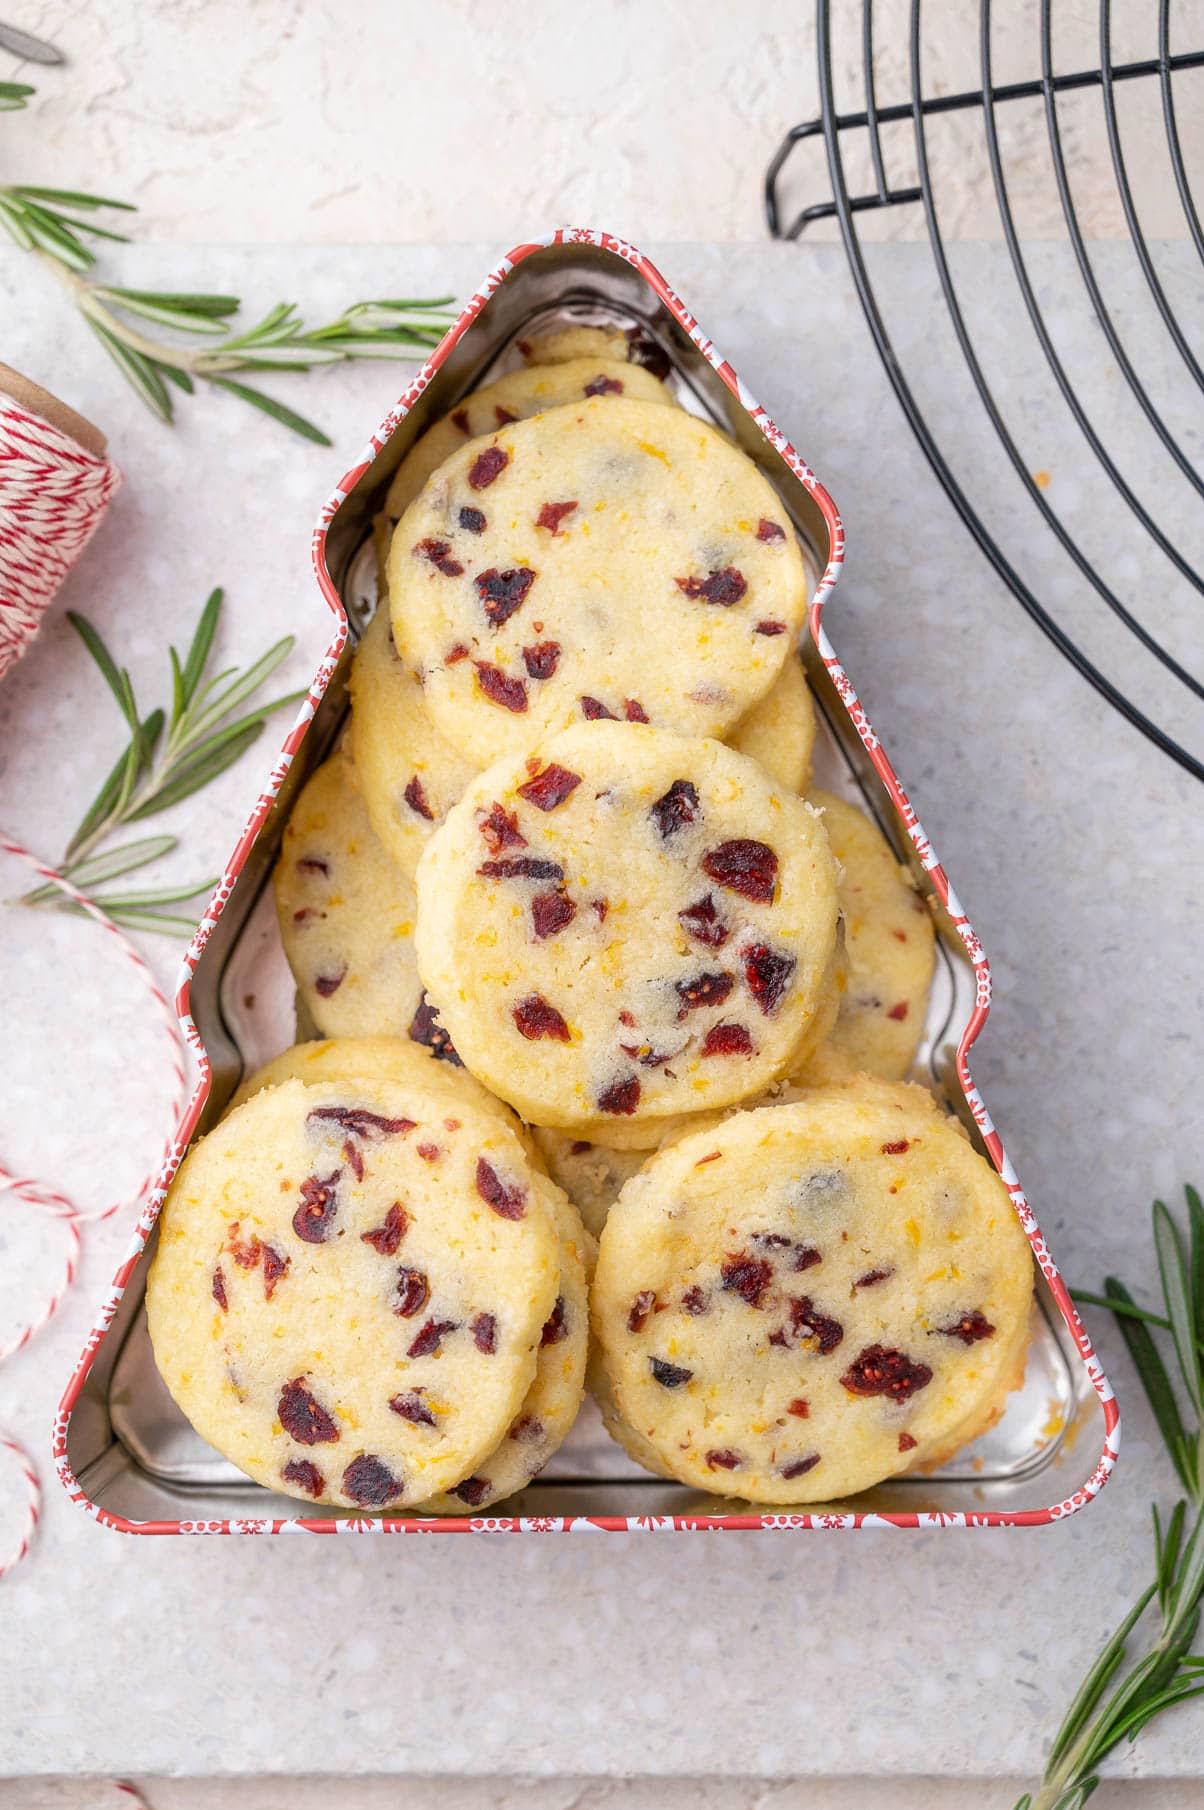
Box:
[517,325,670,380]
[413,1188,591,1514]
[147,1076,560,1510]
[798,791,936,1083]
[388,397,807,767]
[383,358,674,525]
[349,607,477,880]
[273,751,424,1038]
[729,655,815,794]
[415,720,840,1135]
[531,1129,650,1240]
[592,1087,1033,1504]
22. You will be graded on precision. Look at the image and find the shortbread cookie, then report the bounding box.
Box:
[729,654,815,793]
[349,606,477,880]
[414,1188,591,1513]
[415,721,839,1134]
[592,1087,1033,1504]
[273,751,424,1038]
[147,1076,560,1510]
[531,1129,649,1240]
[228,1034,517,1137]
[517,325,671,381]
[798,792,936,1082]
[383,358,674,525]
[388,397,807,767]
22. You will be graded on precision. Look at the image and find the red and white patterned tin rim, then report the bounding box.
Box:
[54,228,1118,1536]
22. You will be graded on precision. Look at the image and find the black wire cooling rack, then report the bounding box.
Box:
[765,1,1204,782]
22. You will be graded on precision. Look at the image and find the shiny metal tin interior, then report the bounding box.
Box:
[66,242,1104,1525]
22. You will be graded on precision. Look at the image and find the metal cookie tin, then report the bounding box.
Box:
[55,228,1118,1535]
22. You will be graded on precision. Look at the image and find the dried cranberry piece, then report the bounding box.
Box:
[416,1143,441,1163]
[787,1398,810,1418]
[459,505,487,533]
[675,971,734,1013]
[393,1266,430,1318]
[624,698,649,723]
[408,991,462,1066]
[522,640,561,679]
[840,1345,932,1401]
[678,894,729,947]
[898,1432,918,1453]
[282,1458,325,1498]
[453,1475,491,1506]
[512,993,571,1042]
[445,642,470,663]
[495,405,518,425]
[620,1041,679,1069]
[472,1312,498,1354]
[703,840,778,903]
[415,537,464,578]
[592,898,609,921]
[742,943,797,1015]
[887,1001,910,1022]
[403,775,435,821]
[361,1203,408,1255]
[681,1285,710,1315]
[881,1139,911,1156]
[468,445,508,489]
[314,969,347,997]
[627,1290,657,1333]
[510,1414,544,1443]
[293,1170,341,1243]
[389,1390,436,1427]
[753,1233,792,1248]
[279,1377,340,1445]
[297,855,329,876]
[583,374,623,396]
[625,328,672,380]
[705,1449,743,1471]
[701,1022,754,1057]
[772,1297,844,1355]
[856,1267,894,1289]
[475,1156,527,1219]
[755,518,786,542]
[531,891,577,939]
[308,1107,415,1141]
[451,408,471,435]
[478,802,526,853]
[755,619,787,636]
[474,661,528,712]
[580,695,617,720]
[780,1453,821,1480]
[342,1137,365,1181]
[535,499,578,534]
[720,1253,774,1308]
[407,1319,458,1358]
[597,1075,640,1116]
[261,1244,289,1299]
[517,763,581,811]
[541,1296,568,1345]
[649,1356,692,1389]
[650,778,699,838]
[212,1266,228,1311]
[342,1455,402,1507]
[475,566,536,628]
[675,568,748,607]
[794,1246,822,1272]
[479,855,564,882]
[934,1310,996,1344]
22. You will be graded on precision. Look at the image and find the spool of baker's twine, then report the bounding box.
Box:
[0,364,122,678]
[0,836,186,1579]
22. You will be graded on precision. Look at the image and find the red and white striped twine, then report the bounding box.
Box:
[0,833,187,1577]
[0,1428,41,1581]
[0,391,122,679]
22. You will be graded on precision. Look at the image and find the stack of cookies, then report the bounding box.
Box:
[147,329,1034,1511]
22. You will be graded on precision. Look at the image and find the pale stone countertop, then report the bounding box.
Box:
[0,236,1201,1794]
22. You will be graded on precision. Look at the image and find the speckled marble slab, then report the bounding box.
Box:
[0,242,1200,1782]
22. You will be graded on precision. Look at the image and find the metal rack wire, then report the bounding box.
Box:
[765,1,1204,782]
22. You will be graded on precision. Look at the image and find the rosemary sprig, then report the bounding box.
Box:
[20,589,305,933]
[1018,1185,1204,1810]
[0,90,456,440]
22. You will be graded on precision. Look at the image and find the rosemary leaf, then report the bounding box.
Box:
[86,876,218,910]
[158,363,195,394]
[62,836,178,891]
[65,707,165,859]
[86,318,175,423]
[67,613,136,724]
[179,636,295,742]
[14,184,136,212]
[1187,1185,1204,1361]
[1104,1277,1193,1492]
[0,81,35,111]
[125,720,266,818]
[205,376,331,444]
[1155,1199,1203,1415]
[181,590,222,707]
[91,285,230,336]
[1043,1584,1156,1771]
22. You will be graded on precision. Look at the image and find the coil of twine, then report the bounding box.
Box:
[0,363,122,680]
